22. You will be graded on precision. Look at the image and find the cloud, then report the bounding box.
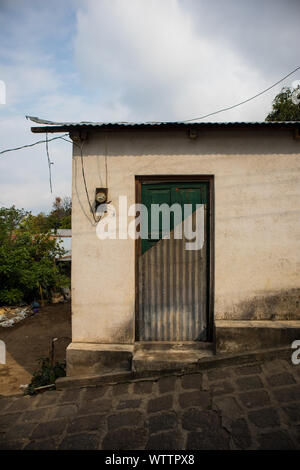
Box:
[73,0,299,122]
[0,0,299,212]
[186,0,300,79]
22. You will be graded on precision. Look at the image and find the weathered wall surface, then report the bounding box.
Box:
[71,127,300,344]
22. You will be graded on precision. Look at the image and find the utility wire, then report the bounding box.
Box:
[181,65,300,122]
[45,132,53,194]
[104,134,108,188]
[62,135,105,225]
[1,66,299,157]
[1,66,299,221]
[79,142,97,224]
[72,139,97,224]
[0,132,98,225]
[0,133,69,155]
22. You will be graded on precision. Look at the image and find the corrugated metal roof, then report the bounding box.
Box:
[27,116,300,133]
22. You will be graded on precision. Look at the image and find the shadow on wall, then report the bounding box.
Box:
[73,127,300,157]
[222,288,300,321]
[114,317,135,344]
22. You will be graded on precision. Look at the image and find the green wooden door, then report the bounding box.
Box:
[138,182,209,341]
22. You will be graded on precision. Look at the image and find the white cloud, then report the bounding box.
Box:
[0,0,299,213]
[73,0,279,122]
[1,62,61,106]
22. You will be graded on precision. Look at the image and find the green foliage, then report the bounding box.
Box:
[0,288,24,305]
[47,196,72,231]
[26,196,72,233]
[0,206,69,305]
[25,357,66,395]
[266,86,300,121]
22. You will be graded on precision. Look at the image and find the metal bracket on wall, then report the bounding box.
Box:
[70,130,88,143]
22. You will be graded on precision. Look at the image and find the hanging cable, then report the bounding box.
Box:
[104,133,108,188]
[49,135,99,225]
[181,65,300,122]
[72,138,97,224]
[0,133,69,155]
[45,132,53,194]
[79,141,97,223]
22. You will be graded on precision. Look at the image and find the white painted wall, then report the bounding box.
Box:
[71,127,300,344]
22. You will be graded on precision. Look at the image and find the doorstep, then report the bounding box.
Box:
[56,346,292,390]
[132,341,214,372]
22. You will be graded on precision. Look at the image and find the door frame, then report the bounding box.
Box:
[135,175,215,342]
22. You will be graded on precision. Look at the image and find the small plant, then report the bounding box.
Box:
[25,357,66,395]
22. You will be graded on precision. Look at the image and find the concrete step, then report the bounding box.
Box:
[134,341,214,352]
[132,346,214,372]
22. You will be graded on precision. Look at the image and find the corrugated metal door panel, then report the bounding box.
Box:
[138,209,207,341]
[138,182,208,341]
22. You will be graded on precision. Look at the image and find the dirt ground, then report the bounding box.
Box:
[0,303,71,396]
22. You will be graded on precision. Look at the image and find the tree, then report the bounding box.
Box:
[46,196,72,231]
[0,206,29,238]
[26,212,51,233]
[265,86,300,121]
[28,196,72,233]
[0,206,69,305]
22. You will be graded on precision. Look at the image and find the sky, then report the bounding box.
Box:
[0,0,299,214]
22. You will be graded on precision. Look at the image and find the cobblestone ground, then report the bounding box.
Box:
[1,356,300,450]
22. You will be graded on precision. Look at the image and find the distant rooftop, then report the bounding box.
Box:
[52,229,71,237]
[52,229,72,262]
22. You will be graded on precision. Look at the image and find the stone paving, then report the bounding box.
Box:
[1,356,300,450]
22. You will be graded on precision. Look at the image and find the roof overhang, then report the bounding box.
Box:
[27,116,300,134]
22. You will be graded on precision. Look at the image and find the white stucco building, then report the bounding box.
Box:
[30,118,300,377]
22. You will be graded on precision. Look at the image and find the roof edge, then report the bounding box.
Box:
[30,121,300,134]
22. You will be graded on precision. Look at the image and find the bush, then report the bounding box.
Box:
[0,206,70,305]
[25,357,66,395]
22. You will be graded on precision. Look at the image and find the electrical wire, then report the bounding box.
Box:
[79,142,97,223]
[104,134,108,188]
[72,138,97,224]
[45,132,53,194]
[1,66,299,157]
[1,66,299,224]
[0,133,69,155]
[0,129,99,225]
[181,65,300,122]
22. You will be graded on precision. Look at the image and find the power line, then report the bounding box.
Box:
[45,132,53,194]
[0,132,98,224]
[0,133,69,155]
[1,65,299,211]
[72,138,97,224]
[182,65,300,122]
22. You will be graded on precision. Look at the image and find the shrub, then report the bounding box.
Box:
[25,357,66,395]
[0,206,69,305]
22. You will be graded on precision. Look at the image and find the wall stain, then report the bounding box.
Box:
[222,288,300,321]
